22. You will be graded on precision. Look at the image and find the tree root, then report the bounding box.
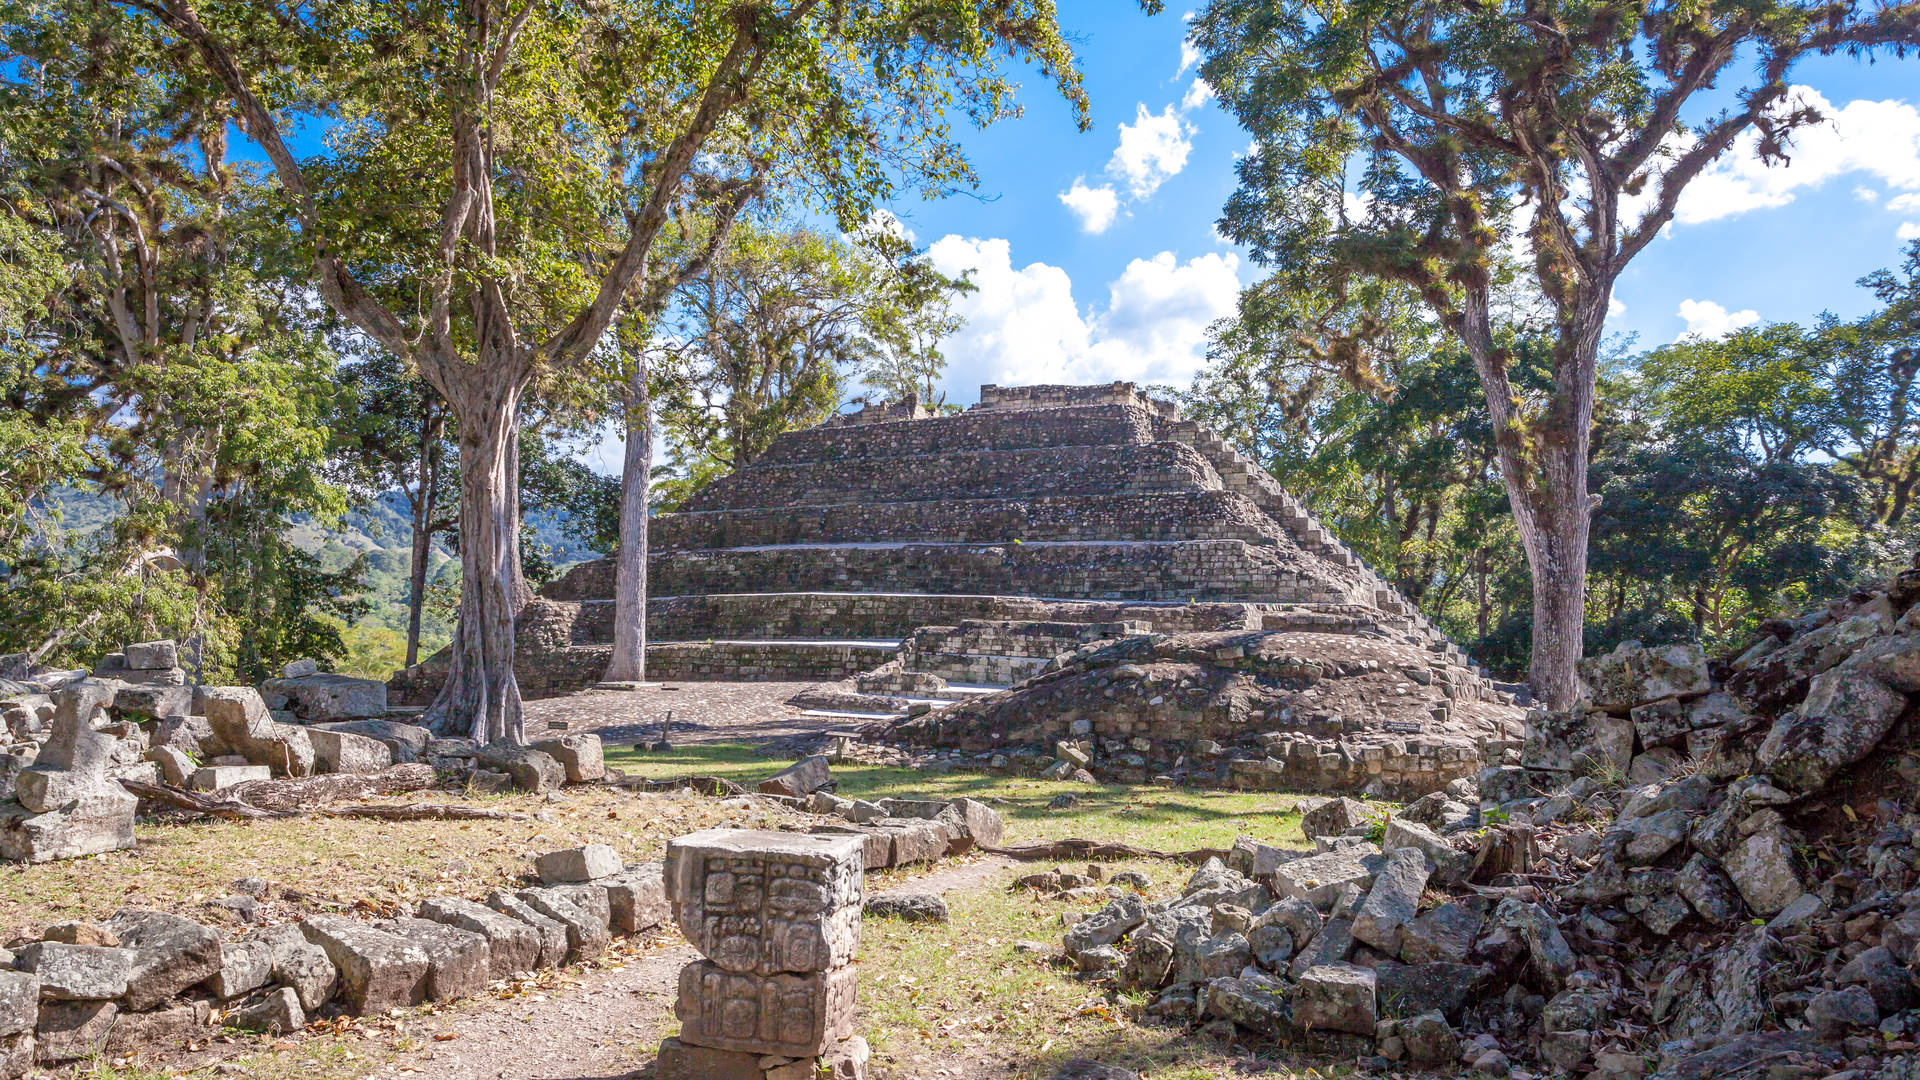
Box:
[980,839,1230,864]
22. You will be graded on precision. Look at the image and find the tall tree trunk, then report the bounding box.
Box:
[405,465,434,669]
[423,371,528,745]
[605,355,652,683]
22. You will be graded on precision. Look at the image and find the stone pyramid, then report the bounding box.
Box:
[394,382,1486,708]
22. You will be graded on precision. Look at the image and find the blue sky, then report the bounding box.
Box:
[874,4,1920,411]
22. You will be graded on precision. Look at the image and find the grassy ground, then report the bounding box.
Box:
[606,742,1312,853]
[26,742,1343,1079]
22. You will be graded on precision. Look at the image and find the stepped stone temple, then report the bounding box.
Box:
[392,383,1524,796]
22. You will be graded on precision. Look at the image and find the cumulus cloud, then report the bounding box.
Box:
[1676,299,1760,342]
[1856,186,1882,204]
[1177,39,1201,77]
[923,235,1241,395]
[1900,222,1920,241]
[1890,193,1920,213]
[1182,78,1216,112]
[1673,87,1920,226]
[1057,178,1120,234]
[1608,296,1626,319]
[1108,104,1194,199]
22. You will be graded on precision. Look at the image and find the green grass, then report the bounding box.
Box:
[606,742,1310,852]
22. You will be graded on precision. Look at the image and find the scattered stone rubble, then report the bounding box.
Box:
[657,829,870,1079]
[1057,559,1920,1079]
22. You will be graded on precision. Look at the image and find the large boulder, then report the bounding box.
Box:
[313,720,432,764]
[529,735,605,784]
[262,672,387,721]
[474,745,564,793]
[1292,963,1377,1035]
[1577,642,1710,711]
[758,755,831,798]
[1755,664,1907,792]
[306,729,393,775]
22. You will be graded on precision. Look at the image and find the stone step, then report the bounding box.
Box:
[683,442,1223,513]
[642,539,1367,606]
[759,402,1159,465]
[649,490,1286,552]
[645,640,902,682]
[521,591,1277,646]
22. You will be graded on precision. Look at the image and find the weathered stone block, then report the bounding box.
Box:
[514,887,610,962]
[105,908,224,1011]
[664,829,864,976]
[535,844,622,884]
[104,999,208,1052]
[654,1036,763,1080]
[870,817,951,867]
[199,687,315,777]
[207,939,273,999]
[261,673,387,720]
[529,734,605,783]
[376,918,490,1002]
[1292,963,1376,1035]
[33,1000,115,1063]
[673,959,857,1057]
[316,720,432,763]
[483,892,569,969]
[0,789,136,864]
[12,943,128,1001]
[122,641,177,670]
[603,863,669,935]
[189,764,271,790]
[0,972,34,1037]
[1577,642,1710,711]
[1270,845,1384,909]
[416,897,541,979]
[1351,846,1430,956]
[299,915,429,1015]
[224,986,304,1033]
[307,729,393,775]
[474,745,564,793]
[258,924,336,1011]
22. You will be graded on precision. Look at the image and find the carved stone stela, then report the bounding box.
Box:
[657,829,870,1078]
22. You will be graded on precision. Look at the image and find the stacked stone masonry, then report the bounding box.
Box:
[391,383,1503,795]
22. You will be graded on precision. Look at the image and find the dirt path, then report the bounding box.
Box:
[377,856,1016,1080]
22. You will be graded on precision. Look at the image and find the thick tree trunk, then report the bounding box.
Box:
[423,372,528,745]
[605,356,653,683]
[1520,473,1590,711]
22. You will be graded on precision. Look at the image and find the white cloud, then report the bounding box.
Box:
[1057,179,1120,234]
[1900,222,1920,241]
[1890,193,1920,213]
[1674,86,1920,226]
[1675,299,1760,342]
[923,236,1241,395]
[1181,78,1216,112]
[1108,104,1194,199]
[1608,296,1626,319]
[1177,40,1201,78]
[1856,186,1882,204]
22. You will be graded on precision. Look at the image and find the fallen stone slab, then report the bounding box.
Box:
[535,844,622,884]
[103,999,208,1053]
[529,734,605,783]
[299,915,429,1015]
[189,764,271,791]
[1301,797,1376,839]
[1205,973,1295,1037]
[1351,846,1430,956]
[416,897,542,979]
[314,720,432,764]
[376,918,490,1002]
[758,754,832,797]
[864,893,950,923]
[123,641,178,670]
[1270,845,1384,908]
[111,682,194,720]
[13,943,129,1000]
[143,745,195,787]
[879,797,1004,852]
[306,729,393,775]
[870,817,952,867]
[107,908,225,1011]
[483,892,569,969]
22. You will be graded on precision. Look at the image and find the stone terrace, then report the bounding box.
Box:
[392,382,1484,706]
